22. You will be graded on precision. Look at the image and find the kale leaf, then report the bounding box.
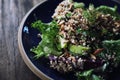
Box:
[31,20,62,58]
[102,40,120,66]
[96,5,120,20]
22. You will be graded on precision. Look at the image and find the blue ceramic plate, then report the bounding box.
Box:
[18,0,120,80]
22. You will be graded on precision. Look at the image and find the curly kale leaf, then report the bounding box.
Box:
[82,4,100,25]
[96,5,120,20]
[31,20,62,58]
[100,40,120,67]
[76,69,103,80]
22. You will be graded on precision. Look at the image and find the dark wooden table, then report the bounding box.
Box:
[1,0,120,80]
[0,0,45,80]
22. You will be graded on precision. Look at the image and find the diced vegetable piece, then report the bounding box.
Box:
[69,45,89,55]
[73,2,85,8]
[59,36,68,49]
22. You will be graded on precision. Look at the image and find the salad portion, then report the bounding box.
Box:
[31,0,120,80]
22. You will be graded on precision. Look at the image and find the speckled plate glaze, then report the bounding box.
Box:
[18,0,120,80]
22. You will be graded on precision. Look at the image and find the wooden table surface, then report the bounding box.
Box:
[0,0,120,80]
[0,0,45,80]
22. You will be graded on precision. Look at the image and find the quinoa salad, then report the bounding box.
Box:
[31,0,120,80]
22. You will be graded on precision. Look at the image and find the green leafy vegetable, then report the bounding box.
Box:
[76,69,103,80]
[82,4,99,25]
[92,74,102,80]
[58,36,68,49]
[97,40,120,73]
[66,12,72,18]
[31,20,62,58]
[73,2,85,8]
[96,5,120,20]
[76,69,93,80]
[89,4,95,11]
[96,5,117,12]
[101,40,120,67]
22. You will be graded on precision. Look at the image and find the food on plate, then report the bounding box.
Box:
[31,0,120,80]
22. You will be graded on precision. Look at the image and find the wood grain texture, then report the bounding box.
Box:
[0,0,44,80]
